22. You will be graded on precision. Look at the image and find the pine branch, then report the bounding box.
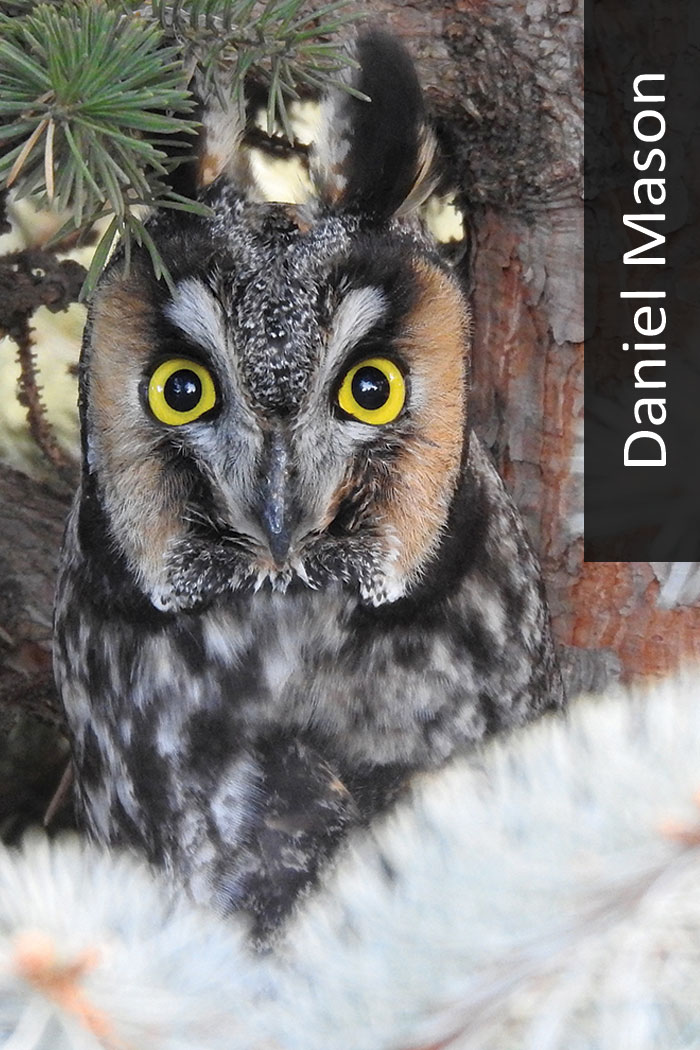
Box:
[0,246,84,472]
[15,318,72,473]
[0,0,361,293]
[0,3,202,292]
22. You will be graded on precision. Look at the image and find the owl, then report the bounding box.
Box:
[54,31,564,940]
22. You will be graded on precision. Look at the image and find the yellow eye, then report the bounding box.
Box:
[337,357,406,425]
[147,358,217,426]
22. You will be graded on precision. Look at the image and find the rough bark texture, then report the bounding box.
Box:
[5,0,697,831]
[0,469,72,837]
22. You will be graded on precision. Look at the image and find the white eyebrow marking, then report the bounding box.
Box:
[164,277,226,356]
[325,286,387,371]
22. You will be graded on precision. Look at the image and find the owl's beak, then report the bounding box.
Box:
[257,429,297,567]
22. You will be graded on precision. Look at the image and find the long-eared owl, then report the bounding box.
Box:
[54,31,564,939]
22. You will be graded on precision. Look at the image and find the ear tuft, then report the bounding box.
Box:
[195,84,253,192]
[166,74,253,200]
[310,31,438,221]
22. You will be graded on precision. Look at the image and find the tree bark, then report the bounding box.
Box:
[0,468,72,836]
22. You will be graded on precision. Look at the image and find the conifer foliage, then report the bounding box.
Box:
[0,0,359,292]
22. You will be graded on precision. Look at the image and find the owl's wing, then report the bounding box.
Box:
[210,737,362,942]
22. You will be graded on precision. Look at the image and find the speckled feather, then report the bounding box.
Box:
[54,31,563,940]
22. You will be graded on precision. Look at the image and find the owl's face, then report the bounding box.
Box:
[79,35,470,612]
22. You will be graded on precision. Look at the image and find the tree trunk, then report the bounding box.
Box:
[0,468,72,837]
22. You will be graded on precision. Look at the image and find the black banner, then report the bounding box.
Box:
[584,0,700,560]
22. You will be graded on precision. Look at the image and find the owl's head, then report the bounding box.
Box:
[79,31,471,612]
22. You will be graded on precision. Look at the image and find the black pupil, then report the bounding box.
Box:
[351,366,391,411]
[164,369,202,413]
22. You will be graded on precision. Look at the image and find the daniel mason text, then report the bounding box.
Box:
[623,73,667,468]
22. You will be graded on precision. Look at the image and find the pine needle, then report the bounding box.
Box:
[43,118,55,202]
[6,118,48,187]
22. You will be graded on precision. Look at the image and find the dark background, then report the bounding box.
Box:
[585,0,700,559]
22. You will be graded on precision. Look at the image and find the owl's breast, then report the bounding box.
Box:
[57,431,562,805]
[190,568,548,771]
[55,475,561,919]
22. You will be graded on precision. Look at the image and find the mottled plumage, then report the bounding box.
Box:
[54,32,563,939]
